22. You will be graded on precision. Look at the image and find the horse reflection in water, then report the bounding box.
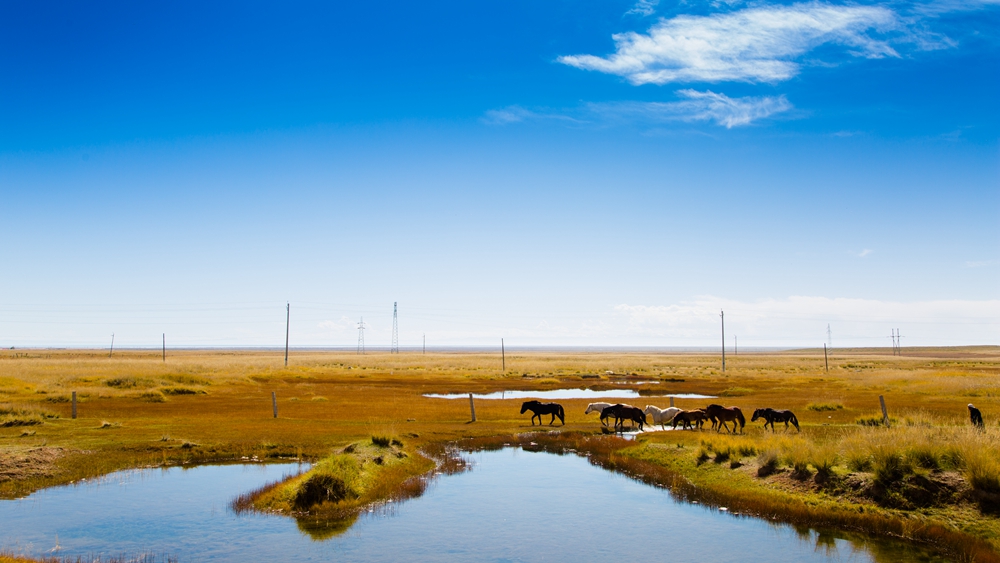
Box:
[520,400,565,426]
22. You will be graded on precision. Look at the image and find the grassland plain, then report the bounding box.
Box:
[1,347,999,562]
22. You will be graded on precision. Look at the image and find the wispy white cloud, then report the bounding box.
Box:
[559,2,902,84]
[626,0,659,17]
[965,260,995,268]
[480,105,582,125]
[588,90,792,127]
[857,248,873,257]
[484,90,792,128]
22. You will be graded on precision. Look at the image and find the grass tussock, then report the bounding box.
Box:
[136,391,166,403]
[0,404,58,427]
[160,387,207,396]
[807,401,844,412]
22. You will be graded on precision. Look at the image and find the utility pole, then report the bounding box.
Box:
[357,317,366,355]
[391,302,398,354]
[284,302,290,367]
[422,333,425,355]
[162,333,165,363]
[823,343,829,372]
[109,333,115,358]
[720,310,726,373]
[734,335,738,356]
[501,338,506,372]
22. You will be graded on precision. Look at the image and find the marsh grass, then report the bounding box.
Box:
[2,347,1000,558]
[0,404,58,427]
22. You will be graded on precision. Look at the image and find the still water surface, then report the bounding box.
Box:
[0,449,943,562]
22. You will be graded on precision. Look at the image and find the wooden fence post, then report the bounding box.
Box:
[469,393,477,422]
[669,397,675,408]
[272,391,278,419]
[879,395,889,428]
[71,391,77,419]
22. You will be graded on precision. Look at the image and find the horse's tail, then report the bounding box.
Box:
[557,405,565,425]
[736,408,746,432]
[790,412,800,431]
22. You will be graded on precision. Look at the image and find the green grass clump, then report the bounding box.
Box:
[964,449,1000,495]
[136,391,166,402]
[105,377,141,388]
[161,387,207,395]
[806,401,844,412]
[720,387,752,397]
[371,435,392,448]
[0,404,58,427]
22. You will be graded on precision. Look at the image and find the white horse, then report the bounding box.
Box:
[644,405,682,429]
[585,402,616,426]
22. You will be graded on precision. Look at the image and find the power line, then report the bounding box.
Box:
[391,302,398,354]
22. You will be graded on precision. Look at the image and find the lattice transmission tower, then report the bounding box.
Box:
[391,302,399,354]
[827,324,832,348]
[357,317,366,355]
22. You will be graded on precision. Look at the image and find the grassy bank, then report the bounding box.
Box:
[232,435,436,539]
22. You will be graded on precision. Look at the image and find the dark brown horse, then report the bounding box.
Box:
[520,400,565,426]
[671,409,708,430]
[600,404,647,431]
[751,408,800,432]
[705,404,745,434]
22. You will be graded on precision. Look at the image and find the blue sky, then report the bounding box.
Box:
[0,0,997,348]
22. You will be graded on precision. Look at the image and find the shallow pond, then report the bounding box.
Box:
[425,389,716,400]
[0,450,946,562]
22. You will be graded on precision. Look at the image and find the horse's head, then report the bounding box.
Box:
[751,408,763,422]
[643,405,656,415]
[520,401,533,414]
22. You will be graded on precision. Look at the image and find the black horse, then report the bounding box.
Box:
[969,404,985,429]
[521,400,565,426]
[600,404,646,431]
[751,408,800,432]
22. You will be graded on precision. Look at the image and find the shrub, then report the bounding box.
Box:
[293,474,352,510]
[371,435,391,448]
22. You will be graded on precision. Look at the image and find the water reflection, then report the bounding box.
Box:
[0,451,948,562]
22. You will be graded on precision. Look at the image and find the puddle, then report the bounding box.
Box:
[425,390,716,400]
[0,451,948,562]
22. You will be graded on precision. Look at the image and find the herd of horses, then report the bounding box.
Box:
[520,399,800,433]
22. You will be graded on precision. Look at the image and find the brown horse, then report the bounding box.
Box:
[671,409,708,430]
[705,404,745,434]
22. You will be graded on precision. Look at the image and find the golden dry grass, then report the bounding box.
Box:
[1,346,999,558]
